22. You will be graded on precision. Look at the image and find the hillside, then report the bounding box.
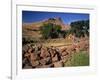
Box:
[22,18,89,69]
[22,17,71,39]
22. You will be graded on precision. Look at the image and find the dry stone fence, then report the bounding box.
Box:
[22,38,89,69]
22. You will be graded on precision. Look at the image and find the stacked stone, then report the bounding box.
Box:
[22,40,89,69]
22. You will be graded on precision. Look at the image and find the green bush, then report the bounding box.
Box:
[40,23,62,39]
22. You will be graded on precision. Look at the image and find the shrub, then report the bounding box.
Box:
[40,23,62,39]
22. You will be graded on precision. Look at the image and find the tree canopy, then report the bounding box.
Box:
[70,20,89,37]
[40,23,63,39]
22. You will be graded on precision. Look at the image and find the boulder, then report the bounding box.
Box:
[44,57,52,64]
[52,54,58,62]
[30,52,39,61]
[39,57,51,65]
[49,49,57,58]
[61,51,68,56]
[39,59,46,65]
[49,49,55,58]
[24,52,30,60]
[40,48,50,58]
[53,61,64,67]
[61,55,68,63]
[37,44,42,50]
[61,47,67,53]
[22,45,29,53]
[28,48,33,53]
[31,60,39,68]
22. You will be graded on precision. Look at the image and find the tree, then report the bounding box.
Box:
[40,23,52,39]
[70,20,89,37]
[40,23,62,39]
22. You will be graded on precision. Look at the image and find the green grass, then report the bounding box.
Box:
[64,51,89,66]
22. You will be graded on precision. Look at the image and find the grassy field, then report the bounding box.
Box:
[64,51,89,66]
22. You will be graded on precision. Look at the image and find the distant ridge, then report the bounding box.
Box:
[23,17,71,31]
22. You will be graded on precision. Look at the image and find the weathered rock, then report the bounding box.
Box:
[22,58,27,64]
[61,47,67,53]
[50,49,58,58]
[34,46,39,52]
[69,45,76,51]
[22,44,29,53]
[39,57,51,65]
[37,44,42,50]
[40,48,50,58]
[45,57,52,64]
[31,60,39,67]
[22,58,28,68]
[36,51,41,55]
[28,48,33,53]
[75,47,80,53]
[61,55,68,63]
[61,51,68,56]
[24,53,30,59]
[53,61,64,67]
[49,49,55,58]
[66,47,73,55]
[39,59,46,65]
[22,40,89,69]
[78,40,89,51]
[52,54,58,62]
[30,52,39,61]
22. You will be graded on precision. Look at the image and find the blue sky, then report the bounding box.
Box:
[22,11,89,24]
